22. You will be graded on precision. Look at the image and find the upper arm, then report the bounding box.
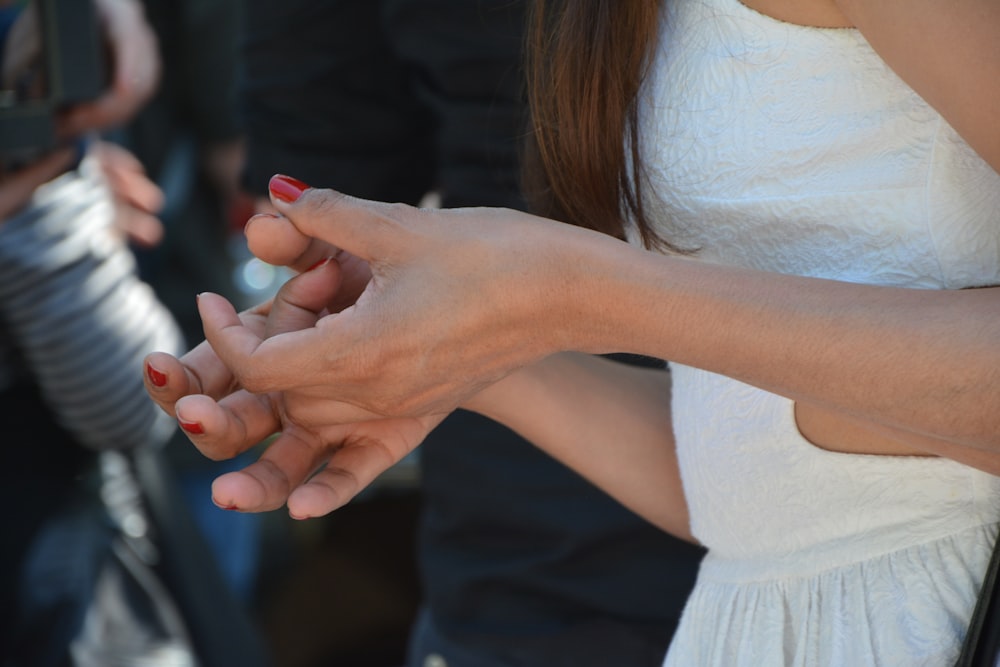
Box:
[835,0,1000,172]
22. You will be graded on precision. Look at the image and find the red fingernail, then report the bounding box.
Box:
[269,174,310,203]
[213,498,239,511]
[178,418,205,435]
[306,257,332,271]
[146,362,167,387]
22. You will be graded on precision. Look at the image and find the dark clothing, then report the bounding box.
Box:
[239,2,704,665]
[126,0,245,342]
[413,410,704,667]
[131,0,243,172]
[240,0,525,210]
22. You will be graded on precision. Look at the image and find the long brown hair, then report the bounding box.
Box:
[523,0,677,252]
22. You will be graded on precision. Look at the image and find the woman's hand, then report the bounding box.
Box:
[243,206,373,315]
[196,175,598,420]
[145,256,446,518]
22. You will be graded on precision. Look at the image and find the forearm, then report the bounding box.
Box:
[0,165,184,450]
[551,228,1000,453]
[465,352,693,541]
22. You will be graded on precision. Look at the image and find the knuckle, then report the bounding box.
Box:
[298,187,347,216]
[233,363,273,394]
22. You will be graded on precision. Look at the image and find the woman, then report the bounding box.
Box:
[145,0,1000,663]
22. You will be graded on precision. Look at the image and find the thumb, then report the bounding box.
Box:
[267,174,410,264]
[264,257,343,338]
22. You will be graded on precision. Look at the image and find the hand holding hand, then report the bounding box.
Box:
[197,175,588,422]
[144,257,444,518]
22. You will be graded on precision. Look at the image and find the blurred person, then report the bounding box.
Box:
[233,1,703,665]
[1,2,266,664]
[115,0,261,604]
[148,0,1000,665]
[123,0,246,335]
[0,1,185,661]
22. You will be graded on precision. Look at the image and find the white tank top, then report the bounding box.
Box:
[636,0,1000,663]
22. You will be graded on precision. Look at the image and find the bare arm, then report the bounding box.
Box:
[465,353,692,541]
[561,238,1000,463]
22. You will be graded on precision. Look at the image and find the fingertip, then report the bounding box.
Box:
[211,471,261,512]
[196,292,243,333]
[244,211,313,267]
[244,212,281,235]
[144,355,169,388]
[213,467,296,514]
[269,174,311,205]
[287,483,343,520]
[174,393,225,438]
[195,291,228,309]
[178,416,205,436]
[305,256,334,272]
[142,351,192,414]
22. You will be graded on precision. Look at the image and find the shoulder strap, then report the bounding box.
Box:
[956,526,1000,667]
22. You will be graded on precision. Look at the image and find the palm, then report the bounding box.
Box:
[209,388,444,518]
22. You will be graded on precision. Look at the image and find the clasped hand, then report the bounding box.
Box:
[144,180,591,518]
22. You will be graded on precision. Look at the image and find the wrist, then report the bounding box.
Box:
[539,223,651,355]
[460,356,551,427]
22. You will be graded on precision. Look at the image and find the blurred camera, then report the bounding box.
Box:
[0,0,106,164]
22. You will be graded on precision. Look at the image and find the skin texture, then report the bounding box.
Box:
[145,0,1000,534]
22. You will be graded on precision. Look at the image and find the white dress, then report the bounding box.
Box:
[636,1,1000,665]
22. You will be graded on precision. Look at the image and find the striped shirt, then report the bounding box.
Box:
[0,158,184,451]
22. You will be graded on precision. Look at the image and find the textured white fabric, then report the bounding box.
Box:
[635,1,1000,665]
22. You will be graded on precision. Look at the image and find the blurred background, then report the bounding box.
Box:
[117,1,425,665]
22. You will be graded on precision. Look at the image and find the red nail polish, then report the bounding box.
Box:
[306,257,332,272]
[212,497,239,511]
[146,362,167,387]
[269,174,310,203]
[178,418,205,435]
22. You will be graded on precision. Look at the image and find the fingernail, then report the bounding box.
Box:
[146,361,167,387]
[213,498,239,511]
[306,257,333,272]
[178,418,205,435]
[269,174,311,203]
